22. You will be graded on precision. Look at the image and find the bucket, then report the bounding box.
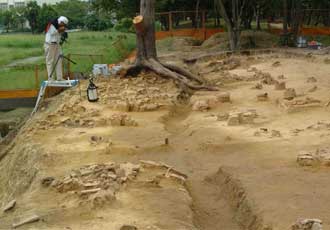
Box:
[93,64,110,76]
[297,36,307,48]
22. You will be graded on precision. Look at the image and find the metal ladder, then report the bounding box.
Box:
[31,80,79,115]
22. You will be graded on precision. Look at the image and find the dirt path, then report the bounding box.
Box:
[6,56,43,67]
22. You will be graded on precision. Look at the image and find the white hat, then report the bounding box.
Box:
[58,16,69,25]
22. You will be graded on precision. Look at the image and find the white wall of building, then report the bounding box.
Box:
[0,0,88,9]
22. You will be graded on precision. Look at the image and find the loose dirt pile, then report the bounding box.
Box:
[202,31,279,50]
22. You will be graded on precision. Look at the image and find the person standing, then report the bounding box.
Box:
[44,16,69,81]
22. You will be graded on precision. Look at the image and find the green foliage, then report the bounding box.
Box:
[2,9,14,32]
[91,0,139,19]
[155,21,162,32]
[54,0,89,29]
[114,18,133,32]
[85,13,110,31]
[36,4,58,33]
[24,1,40,33]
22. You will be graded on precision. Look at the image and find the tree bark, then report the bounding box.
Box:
[283,0,288,34]
[135,0,157,65]
[255,4,261,30]
[126,0,217,92]
[292,0,302,42]
[195,0,200,28]
[216,0,244,51]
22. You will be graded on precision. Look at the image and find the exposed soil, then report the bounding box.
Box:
[1,38,330,230]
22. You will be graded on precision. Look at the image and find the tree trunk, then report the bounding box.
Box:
[256,4,261,30]
[292,0,302,42]
[195,0,200,28]
[217,0,241,51]
[135,0,157,65]
[283,0,288,34]
[126,0,217,92]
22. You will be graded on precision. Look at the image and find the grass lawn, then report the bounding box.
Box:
[0,31,136,90]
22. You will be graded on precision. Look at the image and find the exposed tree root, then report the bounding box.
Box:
[124,58,218,92]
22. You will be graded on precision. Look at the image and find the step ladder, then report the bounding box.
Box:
[31,80,79,115]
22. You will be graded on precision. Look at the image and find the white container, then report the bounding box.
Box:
[297,36,307,48]
[93,64,110,76]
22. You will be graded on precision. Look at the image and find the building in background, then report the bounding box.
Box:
[0,0,88,10]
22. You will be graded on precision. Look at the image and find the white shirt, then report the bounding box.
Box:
[45,24,61,44]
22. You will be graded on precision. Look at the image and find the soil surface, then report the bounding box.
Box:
[1,39,330,230]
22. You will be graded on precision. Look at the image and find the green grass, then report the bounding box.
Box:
[0,31,136,90]
[0,34,44,67]
[0,68,48,90]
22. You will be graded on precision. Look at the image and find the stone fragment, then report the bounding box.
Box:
[308,86,318,93]
[139,104,159,112]
[89,189,116,208]
[90,136,103,144]
[251,83,263,90]
[292,218,322,230]
[118,163,140,178]
[297,151,316,167]
[109,114,138,127]
[217,112,229,121]
[312,222,323,230]
[307,77,317,83]
[284,88,297,100]
[217,92,231,103]
[227,114,241,126]
[271,130,282,137]
[241,112,255,124]
[261,73,276,85]
[315,148,330,166]
[12,215,40,229]
[120,225,138,230]
[80,188,101,195]
[3,200,16,212]
[139,160,162,168]
[192,100,210,111]
[272,61,281,67]
[275,81,286,90]
[247,67,257,72]
[257,93,268,101]
[41,177,55,187]
[167,173,186,184]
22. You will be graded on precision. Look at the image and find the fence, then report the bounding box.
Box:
[0,53,104,100]
[155,11,224,41]
[268,9,330,35]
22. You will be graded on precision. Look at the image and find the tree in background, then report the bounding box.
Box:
[24,1,40,33]
[2,10,14,33]
[15,7,27,30]
[85,12,110,31]
[54,0,89,29]
[36,4,58,33]
[215,0,247,51]
[91,0,139,19]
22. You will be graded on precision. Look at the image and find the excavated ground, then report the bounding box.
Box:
[1,42,330,230]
